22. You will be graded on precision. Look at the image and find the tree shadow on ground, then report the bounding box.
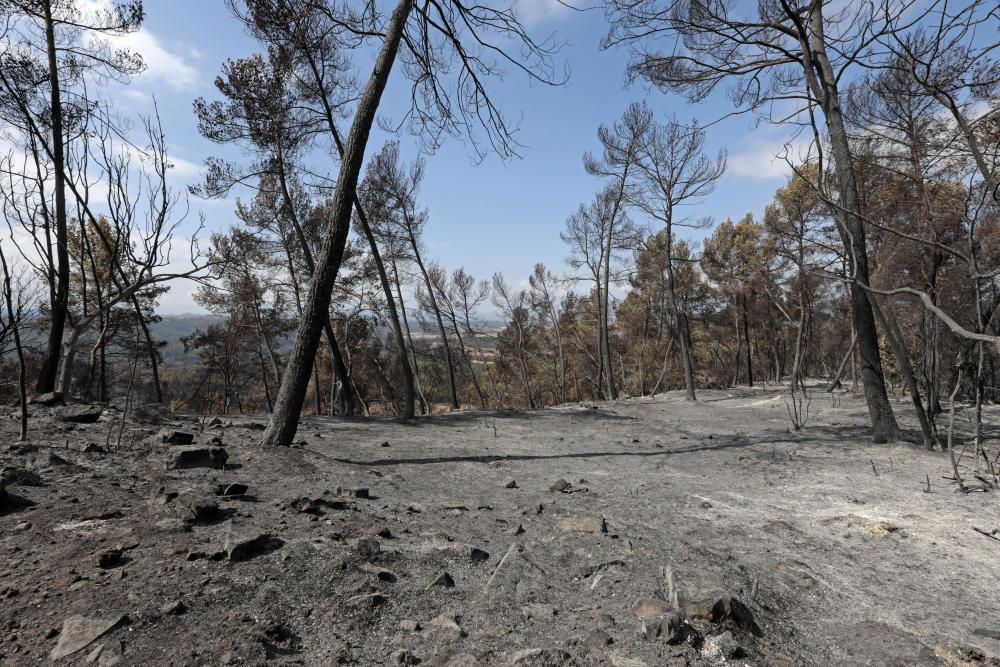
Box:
[311,421,937,468]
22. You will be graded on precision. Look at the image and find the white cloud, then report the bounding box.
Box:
[726,136,815,181]
[114,28,199,90]
[511,0,580,27]
[167,154,203,179]
[78,0,199,90]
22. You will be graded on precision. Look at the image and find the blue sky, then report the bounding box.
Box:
[114,0,799,313]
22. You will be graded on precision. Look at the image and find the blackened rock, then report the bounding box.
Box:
[31,392,63,406]
[549,479,572,493]
[289,497,352,515]
[1,467,41,486]
[470,548,490,563]
[97,549,126,569]
[160,600,187,616]
[709,596,761,636]
[161,431,195,445]
[224,530,284,562]
[169,447,228,470]
[183,498,227,524]
[56,404,104,423]
[355,537,381,561]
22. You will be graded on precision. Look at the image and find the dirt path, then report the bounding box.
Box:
[2,386,999,665]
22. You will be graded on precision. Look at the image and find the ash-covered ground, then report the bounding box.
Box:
[2,385,999,666]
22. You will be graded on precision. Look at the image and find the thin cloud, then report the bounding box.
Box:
[78,0,199,90]
[727,136,814,182]
[512,0,581,27]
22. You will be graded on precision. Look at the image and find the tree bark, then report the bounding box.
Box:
[296,53,414,420]
[36,0,70,395]
[262,0,414,447]
[665,231,695,399]
[804,6,899,441]
[1,250,28,440]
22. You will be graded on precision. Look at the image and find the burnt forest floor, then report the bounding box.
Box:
[2,383,1000,666]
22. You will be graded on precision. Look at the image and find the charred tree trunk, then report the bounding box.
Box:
[36,0,70,395]
[262,0,413,447]
[805,10,899,441]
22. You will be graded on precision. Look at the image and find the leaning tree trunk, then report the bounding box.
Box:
[275,142,358,417]
[297,54,414,420]
[262,0,413,447]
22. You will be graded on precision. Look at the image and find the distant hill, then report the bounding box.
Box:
[150,314,224,367]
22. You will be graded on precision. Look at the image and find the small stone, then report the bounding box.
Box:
[50,614,127,661]
[224,528,284,562]
[640,614,681,643]
[705,630,744,659]
[169,447,228,470]
[360,563,398,583]
[507,523,526,536]
[97,549,125,569]
[469,548,490,563]
[160,600,187,616]
[521,603,556,620]
[428,614,465,640]
[585,629,613,649]
[346,592,387,608]
[558,516,607,534]
[427,572,455,589]
[161,430,195,445]
[504,479,518,489]
[399,619,421,633]
[151,486,178,505]
[153,518,190,533]
[549,479,572,493]
[356,537,381,561]
[596,613,616,629]
[184,498,224,524]
[390,649,420,665]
